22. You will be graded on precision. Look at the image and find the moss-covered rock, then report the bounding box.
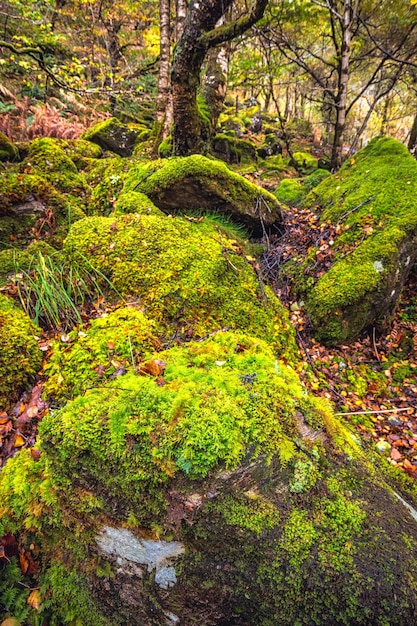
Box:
[303,137,417,344]
[43,306,161,402]
[113,191,164,217]
[64,213,296,357]
[291,150,318,173]
[0,172,85,249]
[85,156,132,215]
[0,132,19,162]
[2,332,417,624]
[122,155,282,236]
[211,133,257,164]
[53,138,103,169]
[21,138,90,197]
[0,294,42,410]
[82,117,138,157]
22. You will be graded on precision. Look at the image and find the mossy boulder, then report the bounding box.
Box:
[83,117,138,157]
[114,191,164,217]
[53,138,103,169]
[0,172,86,249]
[2,332,417,624]
[64,213,296,357]
[0,132,19,162]
[85,156,132,215]
[303,137,417,344]
[21,138,90,197]
[122,155,282,236]
[0,294,42,410]
[212,134,257,164]
[291,151,318,173]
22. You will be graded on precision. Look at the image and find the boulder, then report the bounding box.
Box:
[303,137,417,344]
[1,331,417,624]
[83,117,138,157]
[64,213,295,355]
[0,294,42,410]
[122,155,282,236]
[0,132,18,162]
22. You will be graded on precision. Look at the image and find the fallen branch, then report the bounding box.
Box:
[335,406,415,417]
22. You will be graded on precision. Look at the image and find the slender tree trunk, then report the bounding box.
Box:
[162,0,187,138]
[408,110,417,156]
[155,0,172,142]
[330,0,353,171]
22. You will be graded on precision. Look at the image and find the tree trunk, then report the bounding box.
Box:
[154,0,172,144]
[171,0,268,156]
[330,0,353,171]
[202,17,231,132]
[408,110,417,157]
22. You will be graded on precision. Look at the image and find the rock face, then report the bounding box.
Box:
[83,117,138,157]
[298,137,417,344]
[123,155,282,236]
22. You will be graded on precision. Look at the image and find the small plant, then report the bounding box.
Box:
[14,251,120,330]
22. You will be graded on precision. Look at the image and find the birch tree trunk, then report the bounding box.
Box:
[154,0,172,142]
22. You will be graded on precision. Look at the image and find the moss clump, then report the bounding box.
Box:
[64,213,296,358]
[158,137,173,159]
[43,306,160,401]
[0,294,42,409]
[21,138,90,197]
[122,155,282,235]
[302,137,417,344]
[274,178,304,206]
[0,132,19,162]
[82,117,138,157]
[54,138,103,169]
[212,133,257,164]
[114,191,164,217]
[40,332,321,511]
[292,151,318,173]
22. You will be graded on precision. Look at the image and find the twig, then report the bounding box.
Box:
[336,197,372,224]
[372,327,381,362]
[335,407,414,417]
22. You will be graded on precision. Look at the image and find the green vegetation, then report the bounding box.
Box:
[64,213,297,357]
[44,306,160,401]
[0,294,42,410]
[303,137,417,344]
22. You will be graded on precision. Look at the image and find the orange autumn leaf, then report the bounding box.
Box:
[27,589,41,610]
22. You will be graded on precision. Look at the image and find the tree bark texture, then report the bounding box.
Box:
[171,0,268,156]
[155,0,172,132]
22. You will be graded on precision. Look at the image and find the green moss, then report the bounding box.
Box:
[54,138,103,169]
[0,171,86,249]
[43,306,160,401]
[122,155,281,233]
[40,332,323,510]
[210,493,280,535]
[158,137,173,158]
[300,137,417,344]
[274,178,304,206]
[212,133,257,163]
[0,132,19,162]
[292,151,318,173]
[22,138,90,197]
[82,117,138,157]
[64,213,296,357]
[114,191,164,217]
[0,248,30,283]
[0,294,42,410]
[85,156,131,215]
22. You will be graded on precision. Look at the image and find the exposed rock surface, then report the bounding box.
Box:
[83,117,138,156]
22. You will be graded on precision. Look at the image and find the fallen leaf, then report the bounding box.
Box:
[14,435,25,448]
[27,589,40,610]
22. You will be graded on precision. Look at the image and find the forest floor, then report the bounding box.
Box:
[0,159,416,481]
